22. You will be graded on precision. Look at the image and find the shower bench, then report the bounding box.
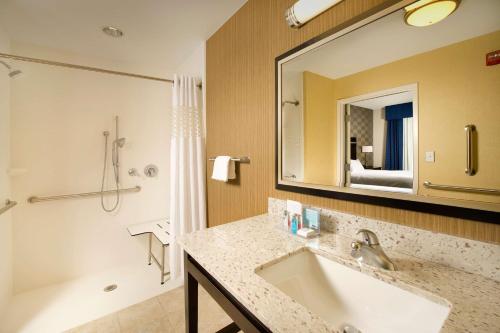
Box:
[127,219,170,284]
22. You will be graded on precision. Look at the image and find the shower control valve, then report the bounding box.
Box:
[144,164,159,178]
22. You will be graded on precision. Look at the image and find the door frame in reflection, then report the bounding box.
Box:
[336,83,419,194]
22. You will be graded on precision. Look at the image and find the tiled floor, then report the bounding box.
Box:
[66,286,233,333]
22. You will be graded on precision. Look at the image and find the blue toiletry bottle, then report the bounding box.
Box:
[291,215,298,234]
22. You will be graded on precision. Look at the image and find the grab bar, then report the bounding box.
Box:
[423,181,500,195]
[465,125,476,176]
[208,156,250,163]
[0,199,17,215]
[28,186,141,204]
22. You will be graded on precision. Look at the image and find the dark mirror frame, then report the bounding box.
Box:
[274,0,500,225]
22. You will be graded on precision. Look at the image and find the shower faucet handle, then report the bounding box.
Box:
[144,164,158,178]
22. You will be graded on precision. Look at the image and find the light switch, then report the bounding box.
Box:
[425,151,435,162]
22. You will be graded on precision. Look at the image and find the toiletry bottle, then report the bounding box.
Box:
[283,211,289,231]
[291,214,298,234]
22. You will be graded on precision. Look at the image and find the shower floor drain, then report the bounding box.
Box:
[103,284,118,292]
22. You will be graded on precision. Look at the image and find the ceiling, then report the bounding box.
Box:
[0,0,246,75]
[351,91,413,110]
[284,0,500,79]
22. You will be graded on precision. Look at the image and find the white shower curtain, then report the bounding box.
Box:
[169,75,206,280]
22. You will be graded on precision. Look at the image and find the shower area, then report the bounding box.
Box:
[0,43,183,332]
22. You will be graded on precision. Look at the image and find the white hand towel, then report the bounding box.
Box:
[211,156,236,182]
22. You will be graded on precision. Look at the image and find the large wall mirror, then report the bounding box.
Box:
[276,0,500,223]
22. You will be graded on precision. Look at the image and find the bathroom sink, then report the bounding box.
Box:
[256,250,450,333]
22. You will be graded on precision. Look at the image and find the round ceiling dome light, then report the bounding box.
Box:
[102,26,124,37]
[404,0,460,27]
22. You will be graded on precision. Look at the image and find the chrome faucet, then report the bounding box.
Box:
[351,229,396,271]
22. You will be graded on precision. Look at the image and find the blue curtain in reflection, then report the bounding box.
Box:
[385,103,413,170]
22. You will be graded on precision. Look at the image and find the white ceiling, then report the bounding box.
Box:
[284,0,500,80]
[351,91,413,110]
[0,0,246,74]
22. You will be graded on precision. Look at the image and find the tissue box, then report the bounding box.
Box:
[304,208,320,232]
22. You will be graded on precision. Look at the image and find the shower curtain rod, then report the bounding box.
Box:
[0,52,202,88]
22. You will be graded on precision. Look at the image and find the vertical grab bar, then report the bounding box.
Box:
[464,124,476,176]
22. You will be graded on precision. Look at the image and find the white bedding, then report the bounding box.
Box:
[351,169,413,188]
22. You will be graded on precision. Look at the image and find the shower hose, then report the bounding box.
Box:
[100,133,120,212]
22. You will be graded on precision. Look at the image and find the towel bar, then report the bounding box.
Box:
[208,156,250,163]
[28,186,141,203]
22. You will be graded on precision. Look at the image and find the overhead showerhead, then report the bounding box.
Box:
[0,60,22,78]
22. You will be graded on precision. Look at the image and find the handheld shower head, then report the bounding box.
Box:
[9,69,22,78]
[0,60,22,78]
[114,137,126,148]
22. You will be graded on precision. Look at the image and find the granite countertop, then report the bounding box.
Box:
[178,214,500,333]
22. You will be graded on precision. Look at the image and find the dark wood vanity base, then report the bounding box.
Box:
[184,251,272,333]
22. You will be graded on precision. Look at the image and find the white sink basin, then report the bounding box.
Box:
[256,250,450,333]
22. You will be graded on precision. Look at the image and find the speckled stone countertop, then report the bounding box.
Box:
[178,215,500,333]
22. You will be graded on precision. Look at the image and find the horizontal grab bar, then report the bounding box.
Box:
[423,181,500,195]
[208,156,250,163]
[28,186,141,204]
[0,199,17,215]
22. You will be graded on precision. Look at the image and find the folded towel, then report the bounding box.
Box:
[211,156,236,182]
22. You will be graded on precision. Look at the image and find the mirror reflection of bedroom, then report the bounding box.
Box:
[344,88,416,194]
[278,0,500,207]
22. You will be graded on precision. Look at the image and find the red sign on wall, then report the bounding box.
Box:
[486,50,500,66]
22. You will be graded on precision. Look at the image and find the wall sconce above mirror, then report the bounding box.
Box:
[285,0,344,28]
[276,0,500,223]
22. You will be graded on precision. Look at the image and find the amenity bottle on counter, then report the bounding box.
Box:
[291,214,298,234]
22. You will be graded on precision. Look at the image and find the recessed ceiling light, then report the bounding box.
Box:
[404,0,460,27]
[102,26,124,38]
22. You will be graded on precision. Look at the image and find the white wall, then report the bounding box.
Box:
[174,43,206,136]
[174,43,205,77]
[373,108,386,168]
[10,42,172,293]
[0,25,13,316]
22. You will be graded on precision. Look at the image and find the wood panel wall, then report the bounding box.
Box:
[206,0,500,243]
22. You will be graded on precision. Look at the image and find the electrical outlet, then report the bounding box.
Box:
[425,151,435,162]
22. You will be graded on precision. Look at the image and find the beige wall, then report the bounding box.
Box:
[9,42,172,292]
[0,25,12,317]
[206,0,500,243]
[331,31,500,204]
[303,71,336,185]
[282,71,304,181]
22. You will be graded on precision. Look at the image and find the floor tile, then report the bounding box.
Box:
[120,316,172,333]
[157,286,184,314]
[65,313,120,333]
[117,298,164,331]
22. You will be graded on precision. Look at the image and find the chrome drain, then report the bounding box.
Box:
[103,284,117,292]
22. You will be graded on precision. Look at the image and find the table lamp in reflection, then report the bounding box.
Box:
[362,145,373,168]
